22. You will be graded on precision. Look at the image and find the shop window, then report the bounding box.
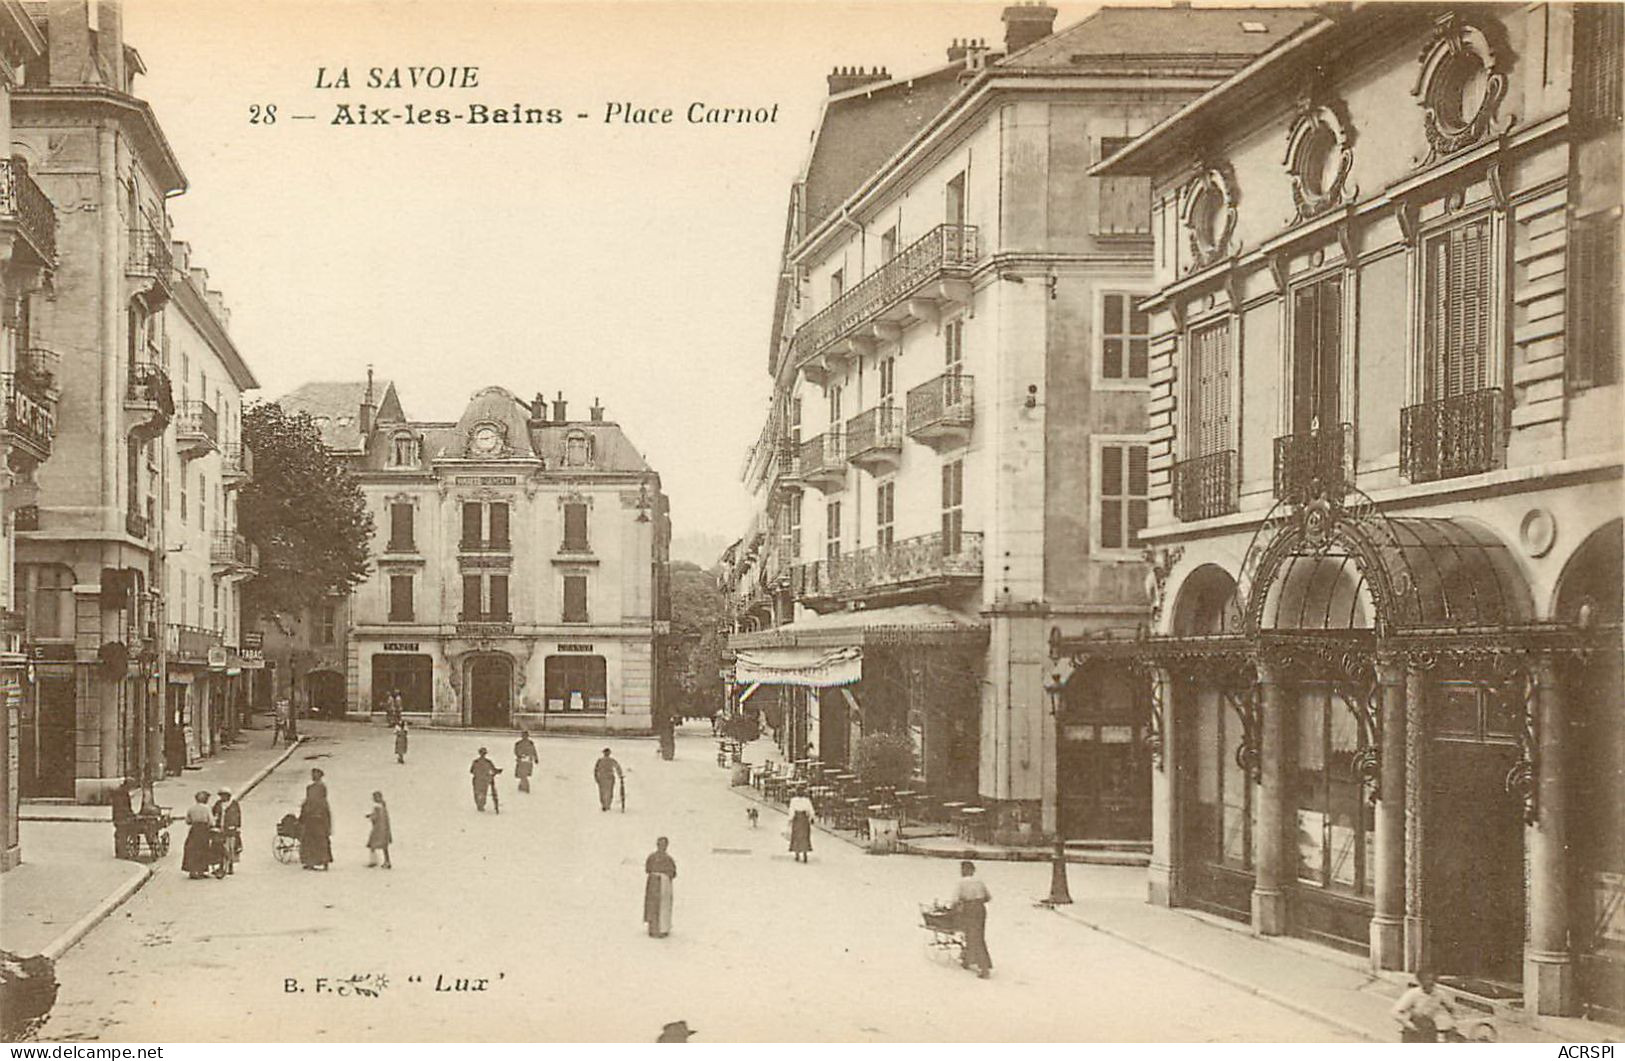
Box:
[1292,685,1373,896]
[544,654,607,713]
[563,501,589,552]
[1100,292,1150,383]
[562,574,588,623]
[1569,212,1619,390]
[1098,441,1149,551]
[371,653,432,713]
[388,574,414,622]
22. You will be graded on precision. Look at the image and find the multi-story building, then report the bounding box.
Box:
[10,1,256,804]
[724,3,1316,842]
[0,0,56,869]
[1082,2,1621,1021]
[307,381,670,731]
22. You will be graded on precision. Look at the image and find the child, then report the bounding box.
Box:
[366,791,393,868]
[394,721,409,765]
[1392,970,1456,1042]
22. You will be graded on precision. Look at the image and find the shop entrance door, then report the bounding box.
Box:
[468,656,513,727]
[20,676,75,797]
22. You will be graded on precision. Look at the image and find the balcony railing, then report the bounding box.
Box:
[1172,450,1238,522]
[3,371,57,460]
[906,372,975,446]
[795,530,983,602]
[797,431,846,490]
[0,158,58,264]
[1273,423,1354,505]
[125,508,149,539]
[222,442,254,484]
[166,623,222,663]
[1400,388,1504,484]
[459,537,512,553]
[846,403,903,469]
[127,226,174,283]
[457,618,515,636]
[794,223,979,367]
[126,362,175,416]
[211,532,256,571]
[22,348,60,390]
[175,400,219,456]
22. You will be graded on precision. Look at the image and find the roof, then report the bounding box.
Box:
[999,5,1322,70]
[730,602,988,650]
[276,379,404,453]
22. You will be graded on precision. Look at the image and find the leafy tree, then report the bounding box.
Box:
[659,561,728,719]
[239,401,374,620]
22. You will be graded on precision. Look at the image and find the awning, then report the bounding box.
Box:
[734,645,862,688]
[729,602,988,651]
[737,682,763,703]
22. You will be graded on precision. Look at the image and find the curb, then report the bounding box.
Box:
[39,861,153,961]
[1049,906,1382,1043]
[237,735,311,801]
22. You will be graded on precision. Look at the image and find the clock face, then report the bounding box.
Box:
[472,425,500,455]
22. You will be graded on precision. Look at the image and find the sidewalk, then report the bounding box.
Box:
[1,724,310,959]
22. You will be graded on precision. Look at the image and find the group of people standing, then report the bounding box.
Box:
[179,788,241,879]
[292,767,393,871]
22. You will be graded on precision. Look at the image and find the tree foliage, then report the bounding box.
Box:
[239,401,374,620]
[660,561,728,719]
[854,733,917,788]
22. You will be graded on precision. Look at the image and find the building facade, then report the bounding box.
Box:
[1081,2,1621,1020]
[326,383,670,732]
[723,4,1317,842]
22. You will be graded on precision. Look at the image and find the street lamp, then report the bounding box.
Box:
[1041,669,1073,906]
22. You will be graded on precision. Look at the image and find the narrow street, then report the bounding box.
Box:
[38,723,1355,1043]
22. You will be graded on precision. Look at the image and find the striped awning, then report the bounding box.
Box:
[734,645,862,688]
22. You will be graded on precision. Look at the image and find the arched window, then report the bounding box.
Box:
[390,432,419,467]
[564,431,592,467]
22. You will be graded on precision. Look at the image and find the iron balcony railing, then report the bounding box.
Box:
[176,400,219,445]
[1400,388,1504,484]
[22,348,60,390]
[797,431,846,480]
[211,532,256,569]
[1172,450,1239,522]
[166,623,222,662]
[1273,423,1354,505]
[0,158,57,263]
[459,536,512,553]
[795,530,983,602]
[794,223,979,366]
[127,225,174,282]
[126,362,174,413]
[906,373,975,438]
[845,403,902,462]
[222,442,254,482]
[3,371,57,458]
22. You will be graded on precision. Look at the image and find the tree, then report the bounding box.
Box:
[239,401,374,620]
[659,561,728,719]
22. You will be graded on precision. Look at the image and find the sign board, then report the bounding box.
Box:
[242,631,264,649]
[557,643,595,653]
[453,475,517,486]
[382,642,420,652]
[208,646,228,670]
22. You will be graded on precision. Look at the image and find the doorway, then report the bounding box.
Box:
[20,675,75,798]
[1058,664,1152,841]
[468,655,513,727]
[308,670,345,718]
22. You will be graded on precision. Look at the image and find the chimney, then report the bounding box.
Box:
[826,65,889,96]
[360,365,376,437]
[949,38,989,64]
[589,397,605,422]
[947,38,968,63]
[1002,3,1057,56]
[531,392,548,422]
[552,391,567,423]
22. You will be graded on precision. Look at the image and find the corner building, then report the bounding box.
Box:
[343,386,670,733]
[1085,2,1622,1021]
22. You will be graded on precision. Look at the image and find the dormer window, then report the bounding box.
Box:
[390,432,420,467]
[564,431,592,467]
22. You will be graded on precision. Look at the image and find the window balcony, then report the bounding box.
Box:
[127,225,174,289]
[175,400,218,459]
[125,362,174,433]
[210,532,257,575]
[2,370,57,465]
[0,158,58,266]
[166,622,222,663]
[1171,450,1238,522]
[846,403,903,473]
[796,431,846,493]
[1273,423,1354,506]
[905,373,974,450]
[1400,388,1504,484]
[793,223,979,384]
[459,537,512,553]
[222,442,254,486]
[794,530,983,605]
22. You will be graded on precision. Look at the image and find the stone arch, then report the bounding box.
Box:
[1168,563,1242,637]
[1551,518,1622,626]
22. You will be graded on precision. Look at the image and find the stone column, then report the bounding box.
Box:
[1369,656,1407,970]
[1524,657,1575,1015]
[1147,665,1179,907]
[1404,668,1427,971]
[1252,659,1288,935]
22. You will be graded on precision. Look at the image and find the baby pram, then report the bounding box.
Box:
[919,902,964,963]
[273,812,301,864]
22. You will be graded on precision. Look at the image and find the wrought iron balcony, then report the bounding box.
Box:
[0,158,58,265]
[22,348,60,390]
[1273,423,1354,505]
[125,362,174,422]
[846,403,903,472]
[793,224,979,380]
[127,226,174,285]
[222,442,254,486]
[166,623,222,663]
[795,530,983,604]
[906,372,974,449]
[459,536,512,553]
[796,431,846,493]
[211,532,257,573]
[1171,450,1238,522]
[125,507,149,539]
[1400,388,1504,484]
[175,400,219,459]
[2,370,57,464]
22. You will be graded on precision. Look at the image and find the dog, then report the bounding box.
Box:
[746,806,759,829]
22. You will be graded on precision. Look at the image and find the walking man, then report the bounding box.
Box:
[513,729,539,793]
[470,747,502,812]
[394,721,409,764]
[212,788,242,875]
[593,748,623,812]
[643,836,676,938]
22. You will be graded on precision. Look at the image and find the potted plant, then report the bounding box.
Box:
[853,733,914,852]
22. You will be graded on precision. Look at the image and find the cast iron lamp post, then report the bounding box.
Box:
[1041,669,1073,905]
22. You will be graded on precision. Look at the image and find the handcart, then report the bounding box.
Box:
[273,812,302,864]
[115,805,173,862]
[919,902,963,963]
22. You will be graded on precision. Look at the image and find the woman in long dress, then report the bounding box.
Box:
[787,788,814,863]
[365,791,392,868]
[299,768,333,870]
[643,837,676,938]
[180,791,214,879]
[953,860,993,978]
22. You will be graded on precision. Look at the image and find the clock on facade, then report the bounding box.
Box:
[471,424,502,455]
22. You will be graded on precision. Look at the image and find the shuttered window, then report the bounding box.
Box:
[1290,277,1343,435]
[563,502,589,552]
[389,502,414,551]
[1099,442,1149,550]
[489,503,509,547]
[563,575,588,623]
[825,500,842,561]
[1096,137,1152,236]
[463,574,482,619]
[1186,319,1232,457]
[388,575,414,622]
[1569,213,1620,389]
[877,480,895,548]
[1421,218,1492,403]
[489,575,509,620]
[462,501,483,546]
[941,459,964,553]
[1574,4,1624,127]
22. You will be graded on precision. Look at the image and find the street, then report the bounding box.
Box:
[39,724,1356,1042]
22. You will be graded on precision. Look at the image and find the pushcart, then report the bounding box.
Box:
[115,806,172,862]
[273,812,301,864]
[919,902,963,962]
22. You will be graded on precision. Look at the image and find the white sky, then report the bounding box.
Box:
[121,0,1083,549]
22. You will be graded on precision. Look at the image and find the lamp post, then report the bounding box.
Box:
[1041,669,1072,905]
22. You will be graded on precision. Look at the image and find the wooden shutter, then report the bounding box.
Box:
[1103,294,1125,379]
[390,503,413,549]
[1187,320,1232,457]
[1423,233,1449,403]
[462,502,482,545]
[489,503,509,546]
[563,575,587,622]
[1575,4,1625,126]
[564,502,589,551]
[1317,277,1343,428]
[1101,444,1124,549]
[463,574,482,618]
[1292,286,1319,435]
[489,575,509,619]
[1569,214,1620,388]
[1128,444,1149,546]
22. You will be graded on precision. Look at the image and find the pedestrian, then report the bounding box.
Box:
[787,785,814,863]
[656,1021,696,1042]
[643,836,677,938]
[181,790,214,879]
[110,778,136,858]
[271,699,287,746]
[390,690,403,727]
[212,788,241,875]
[299,767,333,870]
[952,860,993,979]
[394,721,409,765]
[1392,970,1457,1042]
[593,748,623,812]
[471,747,502,812]
[513,729,539,793]
[365,791,393,869]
